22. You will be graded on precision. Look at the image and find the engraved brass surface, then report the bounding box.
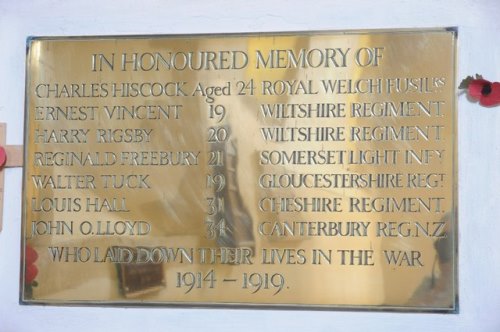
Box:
[21,29,457,311]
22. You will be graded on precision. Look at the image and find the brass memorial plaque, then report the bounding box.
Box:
[21,29,457,311]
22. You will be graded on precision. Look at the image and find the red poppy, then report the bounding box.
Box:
[0,146,6,167]
[25,245,39,285]
[26,245,38,265]
[467,79,500,107]
[25,264,38,284]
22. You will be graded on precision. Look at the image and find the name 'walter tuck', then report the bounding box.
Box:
[22,30,457,311]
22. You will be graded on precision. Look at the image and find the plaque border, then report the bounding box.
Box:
[20,27,459,313]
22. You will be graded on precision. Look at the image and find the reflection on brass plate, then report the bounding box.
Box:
[21,29,457,311]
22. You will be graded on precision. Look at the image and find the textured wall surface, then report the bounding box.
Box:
[0,1,499,331]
